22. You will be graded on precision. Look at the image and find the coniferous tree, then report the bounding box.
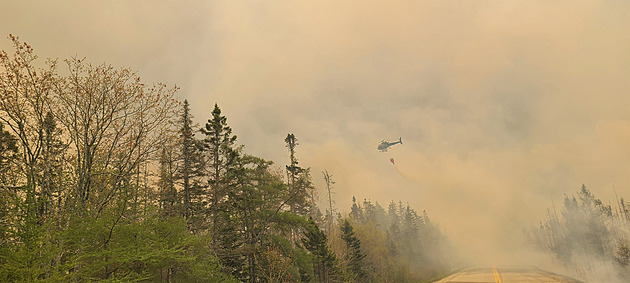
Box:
[282,133,316,251]
[387,201,401,246]
[0,36,237,282]
[1,35,465,283]
[350,196,364,223]
[363,199,377,224]
[340,219,366,281]
[527,185,630,281]
[285,134,300,195]
[284,133,311,215]
[177,100,205,231]
[302,217,337,282]
[231,154,288,282]
[181,100,194,223]
[200,103,241,275]
[323,170,335,233]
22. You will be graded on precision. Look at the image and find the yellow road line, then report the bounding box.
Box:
[493,267,502,283]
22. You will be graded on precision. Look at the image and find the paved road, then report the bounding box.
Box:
[435,267,583,283]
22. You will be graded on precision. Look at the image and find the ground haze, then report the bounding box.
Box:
[2,1,630,282]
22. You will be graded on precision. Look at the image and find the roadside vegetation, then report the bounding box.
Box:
[531,185,630,282]
[0,35,455,282]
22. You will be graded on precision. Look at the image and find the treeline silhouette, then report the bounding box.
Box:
[531,185,630,282]
[0,35,454,282]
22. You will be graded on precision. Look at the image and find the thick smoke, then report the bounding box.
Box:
[531,185,630,282]
[2,0,630,276]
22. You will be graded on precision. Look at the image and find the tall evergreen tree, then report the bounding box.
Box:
[200,103,241,275]
[323,170,335,233]
[302,217,337,282]
[284,134,303,212]
[231,154,288,282]
[350,196,364,223]
[177,100,205,231]
[0,36,237,282]
[363,199,377,224]
[340,219,366,281]
[181,100,194,223]
[284,133,315,216]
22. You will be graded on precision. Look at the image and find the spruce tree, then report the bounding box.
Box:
[340,219,366,280]
[350,196,364,223]
[302,217,337,282]
[323,170,335,233]
[177,100,205,231]
[231,154,284,282]
[200,103,241,275]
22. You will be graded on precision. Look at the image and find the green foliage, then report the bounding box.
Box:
[177,99,207,232]
[302,217,337,282]
[342,199,455,281]
[2,212,235,282]
[0,37,234,283]
[267,234,311,281]
[60,210,232,282]
[284,133,316,217]
[200,104,238,224]
[181,233,239,283]
[340,219,367,281]
[0,36,457,283]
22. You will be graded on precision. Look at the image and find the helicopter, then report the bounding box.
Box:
[377,137,402,152]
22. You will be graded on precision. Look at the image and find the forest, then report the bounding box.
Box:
[0,35,455,282]
[531,185,630,282]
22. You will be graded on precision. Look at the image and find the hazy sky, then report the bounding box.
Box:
[2,0,630,266]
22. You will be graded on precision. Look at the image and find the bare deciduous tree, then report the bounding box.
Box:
[0,34,58,221]
[52,57,178,215]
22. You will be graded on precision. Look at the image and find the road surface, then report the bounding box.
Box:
[435,267,583,283]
